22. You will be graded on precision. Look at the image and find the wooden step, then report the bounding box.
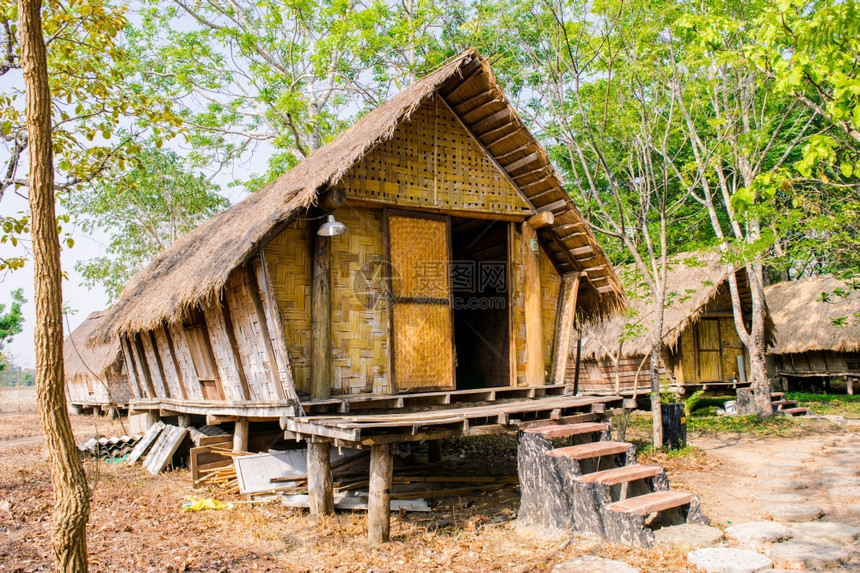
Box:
[607,490,696,516]
[545,441,631,461]
[575,464,663,486]
[771,399,798,408]
[770,392,785,400]
[779,407,811,417]
[523,422,608,439]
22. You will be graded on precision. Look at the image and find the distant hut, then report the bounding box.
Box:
[568,251,774,395]
[64,310,132,415]
[765,275,860,394]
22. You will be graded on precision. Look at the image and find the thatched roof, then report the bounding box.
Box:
[765,275,860,355]
[575,251,773,361]
[96,50,623,341]
[64,311,122,380]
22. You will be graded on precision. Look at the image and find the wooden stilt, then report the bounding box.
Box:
[145,410,160,428]
[848,378,855,396]
[368,443,393,545]
[177,414,191,428]
[427,439,442,463]
[233,418,249,452]
[307,440,334,516]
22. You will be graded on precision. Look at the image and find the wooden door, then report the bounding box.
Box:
[697,319,722,382]
[386,211,455,392]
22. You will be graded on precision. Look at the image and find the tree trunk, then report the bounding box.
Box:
[649,341,663,448]
[19,0,90,569]
[746,262,773,417]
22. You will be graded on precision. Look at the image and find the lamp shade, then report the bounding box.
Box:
[317,214,347,237]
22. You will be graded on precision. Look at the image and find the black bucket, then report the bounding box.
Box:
[661,402,687,450]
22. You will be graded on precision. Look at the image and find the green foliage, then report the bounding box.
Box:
[684,390,706,417]
[66,147,229,301]
[0,360,34,386]
[0,288,25,369]
[0,0,180,269]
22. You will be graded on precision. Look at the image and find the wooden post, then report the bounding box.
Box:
[145,409,160,428]
[311,228,332,400]
[427,439,442,463]
[848,378,855,396]
[521,223,544,386]
[551,273,580,385]
[177,414,191,428]
[526,211,554,229]
[233,418,249,453]
[368,443,393,545]
[307,440,334,516]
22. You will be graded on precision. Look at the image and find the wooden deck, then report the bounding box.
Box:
[285,393,626,447]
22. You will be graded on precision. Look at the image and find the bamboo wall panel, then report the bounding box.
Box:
[120,338,141,399]
[392,303,454,390]
[330,207,389,395]
[389,214,454,391]
[679,327,698,383]
[140,333,169,399]
[152,328,183,399]
[339,97,532,216]
[697,319,722,382]
[263,220,312,394]
[719,317,745,382]
[539,246,562,378]
[202,304,245,402]
[509,225,527,386]
[224,271,276,400]
[168,323,204,400]
[567,356,663,393]
[251,258,293,398]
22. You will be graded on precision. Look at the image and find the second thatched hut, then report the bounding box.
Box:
[567,251,774,395]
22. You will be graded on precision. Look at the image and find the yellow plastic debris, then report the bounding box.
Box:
[181,496,233,512]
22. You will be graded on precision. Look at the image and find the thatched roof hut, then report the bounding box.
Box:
[569,251,773,393]
[95,49,622,344]
[64,310,131,408]
[765,275,860,390]
[765,275,860,355]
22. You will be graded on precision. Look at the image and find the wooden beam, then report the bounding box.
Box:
[461,98,503,119]
[368,443,393,544]
[162,325,189,400]
[526,211,554,230]
[453,89,496,114]
[220,293,252,401]
[308,441,334,516]
[233,417,249,452]
[551,274,580,385]
[245,262,287,400]
[147,330,172,398]
[317,187,346,212]
[536,198,568,213]
[485,126,526,149]
[511,164,552,181]
[344,197,527,222]
[310,228,332,400]
[570,245,594,256]
[519,175,555,192]
[522,223,544,386]
[503,152,539,174]
[471,108,511,132]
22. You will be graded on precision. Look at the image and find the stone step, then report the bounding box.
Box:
[607,490,696,516]
[546,441,631,461]
[575,464,664,486]
[771,399,798,409]
[523,422,608,439]
[779,407,811,417]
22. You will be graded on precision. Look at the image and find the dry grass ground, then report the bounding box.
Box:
[1,386,857,572]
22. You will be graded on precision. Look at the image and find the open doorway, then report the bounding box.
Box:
[450,218,511,389]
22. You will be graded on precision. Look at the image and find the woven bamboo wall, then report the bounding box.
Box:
[539,246,562,377]
[567,356,662,394]
[339,97,532,216]
[388,214,454,391]
[120,339,141,399]
[201,303,245,402]
[151,329,183,399]
[263,220,312,394]
[139,333,168,399]
[223,271,278,400]
[167,323,205,400]
[509,224,527,386]
[330,207,390,395]
[676,317,747,384]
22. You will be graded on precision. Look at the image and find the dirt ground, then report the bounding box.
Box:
[1,386,858,572]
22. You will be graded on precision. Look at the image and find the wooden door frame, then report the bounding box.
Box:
[384,209,456,394]
[696,318,723,382]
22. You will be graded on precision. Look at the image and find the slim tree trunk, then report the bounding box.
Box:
[19,0,90,569]
[649,341,663,448]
